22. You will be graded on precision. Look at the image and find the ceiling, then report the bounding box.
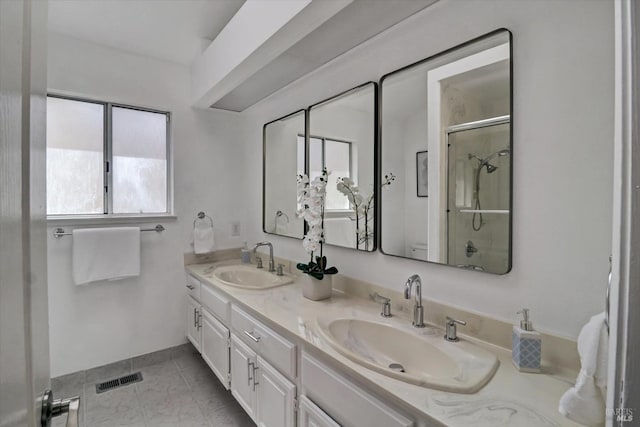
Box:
[211,0,437,112]
[48,0,246,65]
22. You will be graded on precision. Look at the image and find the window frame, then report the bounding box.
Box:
[296,134,354,174]
[46,93,174,221]
[297,133,354,212]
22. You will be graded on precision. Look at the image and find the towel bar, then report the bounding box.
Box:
[53,224,165,238]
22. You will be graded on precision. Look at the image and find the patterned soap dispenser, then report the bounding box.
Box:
[512,308,541,373]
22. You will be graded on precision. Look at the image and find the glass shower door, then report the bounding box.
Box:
[446,119,510,273]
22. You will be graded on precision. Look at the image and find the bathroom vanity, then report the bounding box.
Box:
[184,258,581,427]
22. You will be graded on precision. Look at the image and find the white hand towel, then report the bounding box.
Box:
[72,227,141,285]
[559,312,608,426]
[193,220,215,254]
[275,219,288,235]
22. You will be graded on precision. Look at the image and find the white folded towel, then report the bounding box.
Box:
[72,227,140,285]
[559,312,608,426]
[193,219,215,254]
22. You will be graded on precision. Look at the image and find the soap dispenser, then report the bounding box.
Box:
[512,308,541,373]
[241,241,251,264]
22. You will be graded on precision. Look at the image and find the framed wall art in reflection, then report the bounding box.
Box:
[416,150,428,197]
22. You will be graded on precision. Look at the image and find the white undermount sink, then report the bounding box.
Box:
[317,318,499,393]
[209,264,293,289]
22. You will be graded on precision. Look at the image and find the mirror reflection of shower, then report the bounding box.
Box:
[468,148,510,231]
[446,115,511,274]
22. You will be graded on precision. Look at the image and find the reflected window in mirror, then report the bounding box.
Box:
[297,136,353,210]
[380,30,512,274]
[308,82,377,252]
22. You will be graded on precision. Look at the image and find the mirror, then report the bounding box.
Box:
[380,30,512,274]
[309,82,377,251]
[263,110,305,239]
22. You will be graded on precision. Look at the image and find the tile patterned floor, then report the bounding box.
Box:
[51,344,255,427]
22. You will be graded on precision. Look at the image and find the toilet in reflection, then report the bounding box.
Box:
[410,243,428,261]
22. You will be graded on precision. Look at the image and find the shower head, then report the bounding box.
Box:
[469,148,509,174]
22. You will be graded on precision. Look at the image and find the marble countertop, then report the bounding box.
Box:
[186,261,582,427]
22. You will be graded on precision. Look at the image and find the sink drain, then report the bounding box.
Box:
[388,363,405,373]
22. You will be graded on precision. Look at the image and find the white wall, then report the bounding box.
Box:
[47,33,248,377]
[243,0,614,339]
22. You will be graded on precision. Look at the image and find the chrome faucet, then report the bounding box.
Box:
[253,242,275,272]
[404,274,425,328]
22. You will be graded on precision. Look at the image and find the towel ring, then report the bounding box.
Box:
[194,211,214,228]
[275,210,289,223]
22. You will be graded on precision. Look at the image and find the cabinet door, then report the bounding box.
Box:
[231,334,257,421]
[299,395,341,427]
[201,308,230,390]
[256,356,296,427]
[186,295,201,352]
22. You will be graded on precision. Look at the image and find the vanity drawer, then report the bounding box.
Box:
[201,283,229,323]
[185,274,201,300]
[231,305,296,378]
[301,353,414,427]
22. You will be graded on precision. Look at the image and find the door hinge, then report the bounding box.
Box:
[293,397,298,412]
[619,379,625,407]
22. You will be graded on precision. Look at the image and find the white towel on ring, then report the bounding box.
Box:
[193,219,215,254]
[558,312,608,426]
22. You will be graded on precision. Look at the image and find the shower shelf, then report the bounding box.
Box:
[459,209,509,214]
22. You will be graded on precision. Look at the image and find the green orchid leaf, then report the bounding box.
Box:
[324,266,338,275]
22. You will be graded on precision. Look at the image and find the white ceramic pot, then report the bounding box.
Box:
[301,274,332,301]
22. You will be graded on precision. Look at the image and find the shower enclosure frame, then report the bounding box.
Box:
[444,114,511,272]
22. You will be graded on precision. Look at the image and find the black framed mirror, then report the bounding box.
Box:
[263,110,306,239]
[380,29,512,274]
[308,82,377,252]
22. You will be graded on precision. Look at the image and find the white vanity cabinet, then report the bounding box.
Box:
[230,332,297,427]
[186,271,297,427]
[186,295,202,352]
[230,334,258,420]
[185,274,231,387]
[255,355,296,427]
[301,353,415,427]
[201,308,230,389]
[299,395,341,427]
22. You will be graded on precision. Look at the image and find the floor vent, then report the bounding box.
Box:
[96,372,143,394]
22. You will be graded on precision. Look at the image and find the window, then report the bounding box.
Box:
[296,135,352,210]
[46,95,171,217]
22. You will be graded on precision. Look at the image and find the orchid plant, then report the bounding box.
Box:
[296,168,338,280]
[337,173,396,251]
